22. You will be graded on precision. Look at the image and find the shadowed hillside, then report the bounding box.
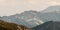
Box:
[32,21,60,30]
[0,20,31,30]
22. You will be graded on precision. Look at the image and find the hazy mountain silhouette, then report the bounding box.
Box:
[0,10,44,28]
[39,6,60,21]
[41,6,60,13]
[0,6,60,28]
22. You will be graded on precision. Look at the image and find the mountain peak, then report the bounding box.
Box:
[23,10,38,13]
[1,10,43,28]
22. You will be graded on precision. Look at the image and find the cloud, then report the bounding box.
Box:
[0,0,60,16]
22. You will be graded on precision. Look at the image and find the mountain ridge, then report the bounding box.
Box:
[0,5,60,28]
[41,6,60,13]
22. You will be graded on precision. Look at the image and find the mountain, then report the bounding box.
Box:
[41,6,60,13]
[39,6,60,22]
[1,6,60,28]
[32,21,60,30]
[0,10,44,28]
[0,20,30,30]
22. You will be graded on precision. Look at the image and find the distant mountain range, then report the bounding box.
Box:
[41,6,60,13]
[0,10,44,28]
[0,6,60,28]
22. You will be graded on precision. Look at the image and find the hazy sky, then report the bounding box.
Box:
[0,0,60,16]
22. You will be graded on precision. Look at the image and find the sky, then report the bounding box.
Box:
[0,0,60,16]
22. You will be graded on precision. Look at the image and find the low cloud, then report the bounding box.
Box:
[0,0,60,16]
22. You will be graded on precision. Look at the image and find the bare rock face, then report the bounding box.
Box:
[0,20,31,30]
